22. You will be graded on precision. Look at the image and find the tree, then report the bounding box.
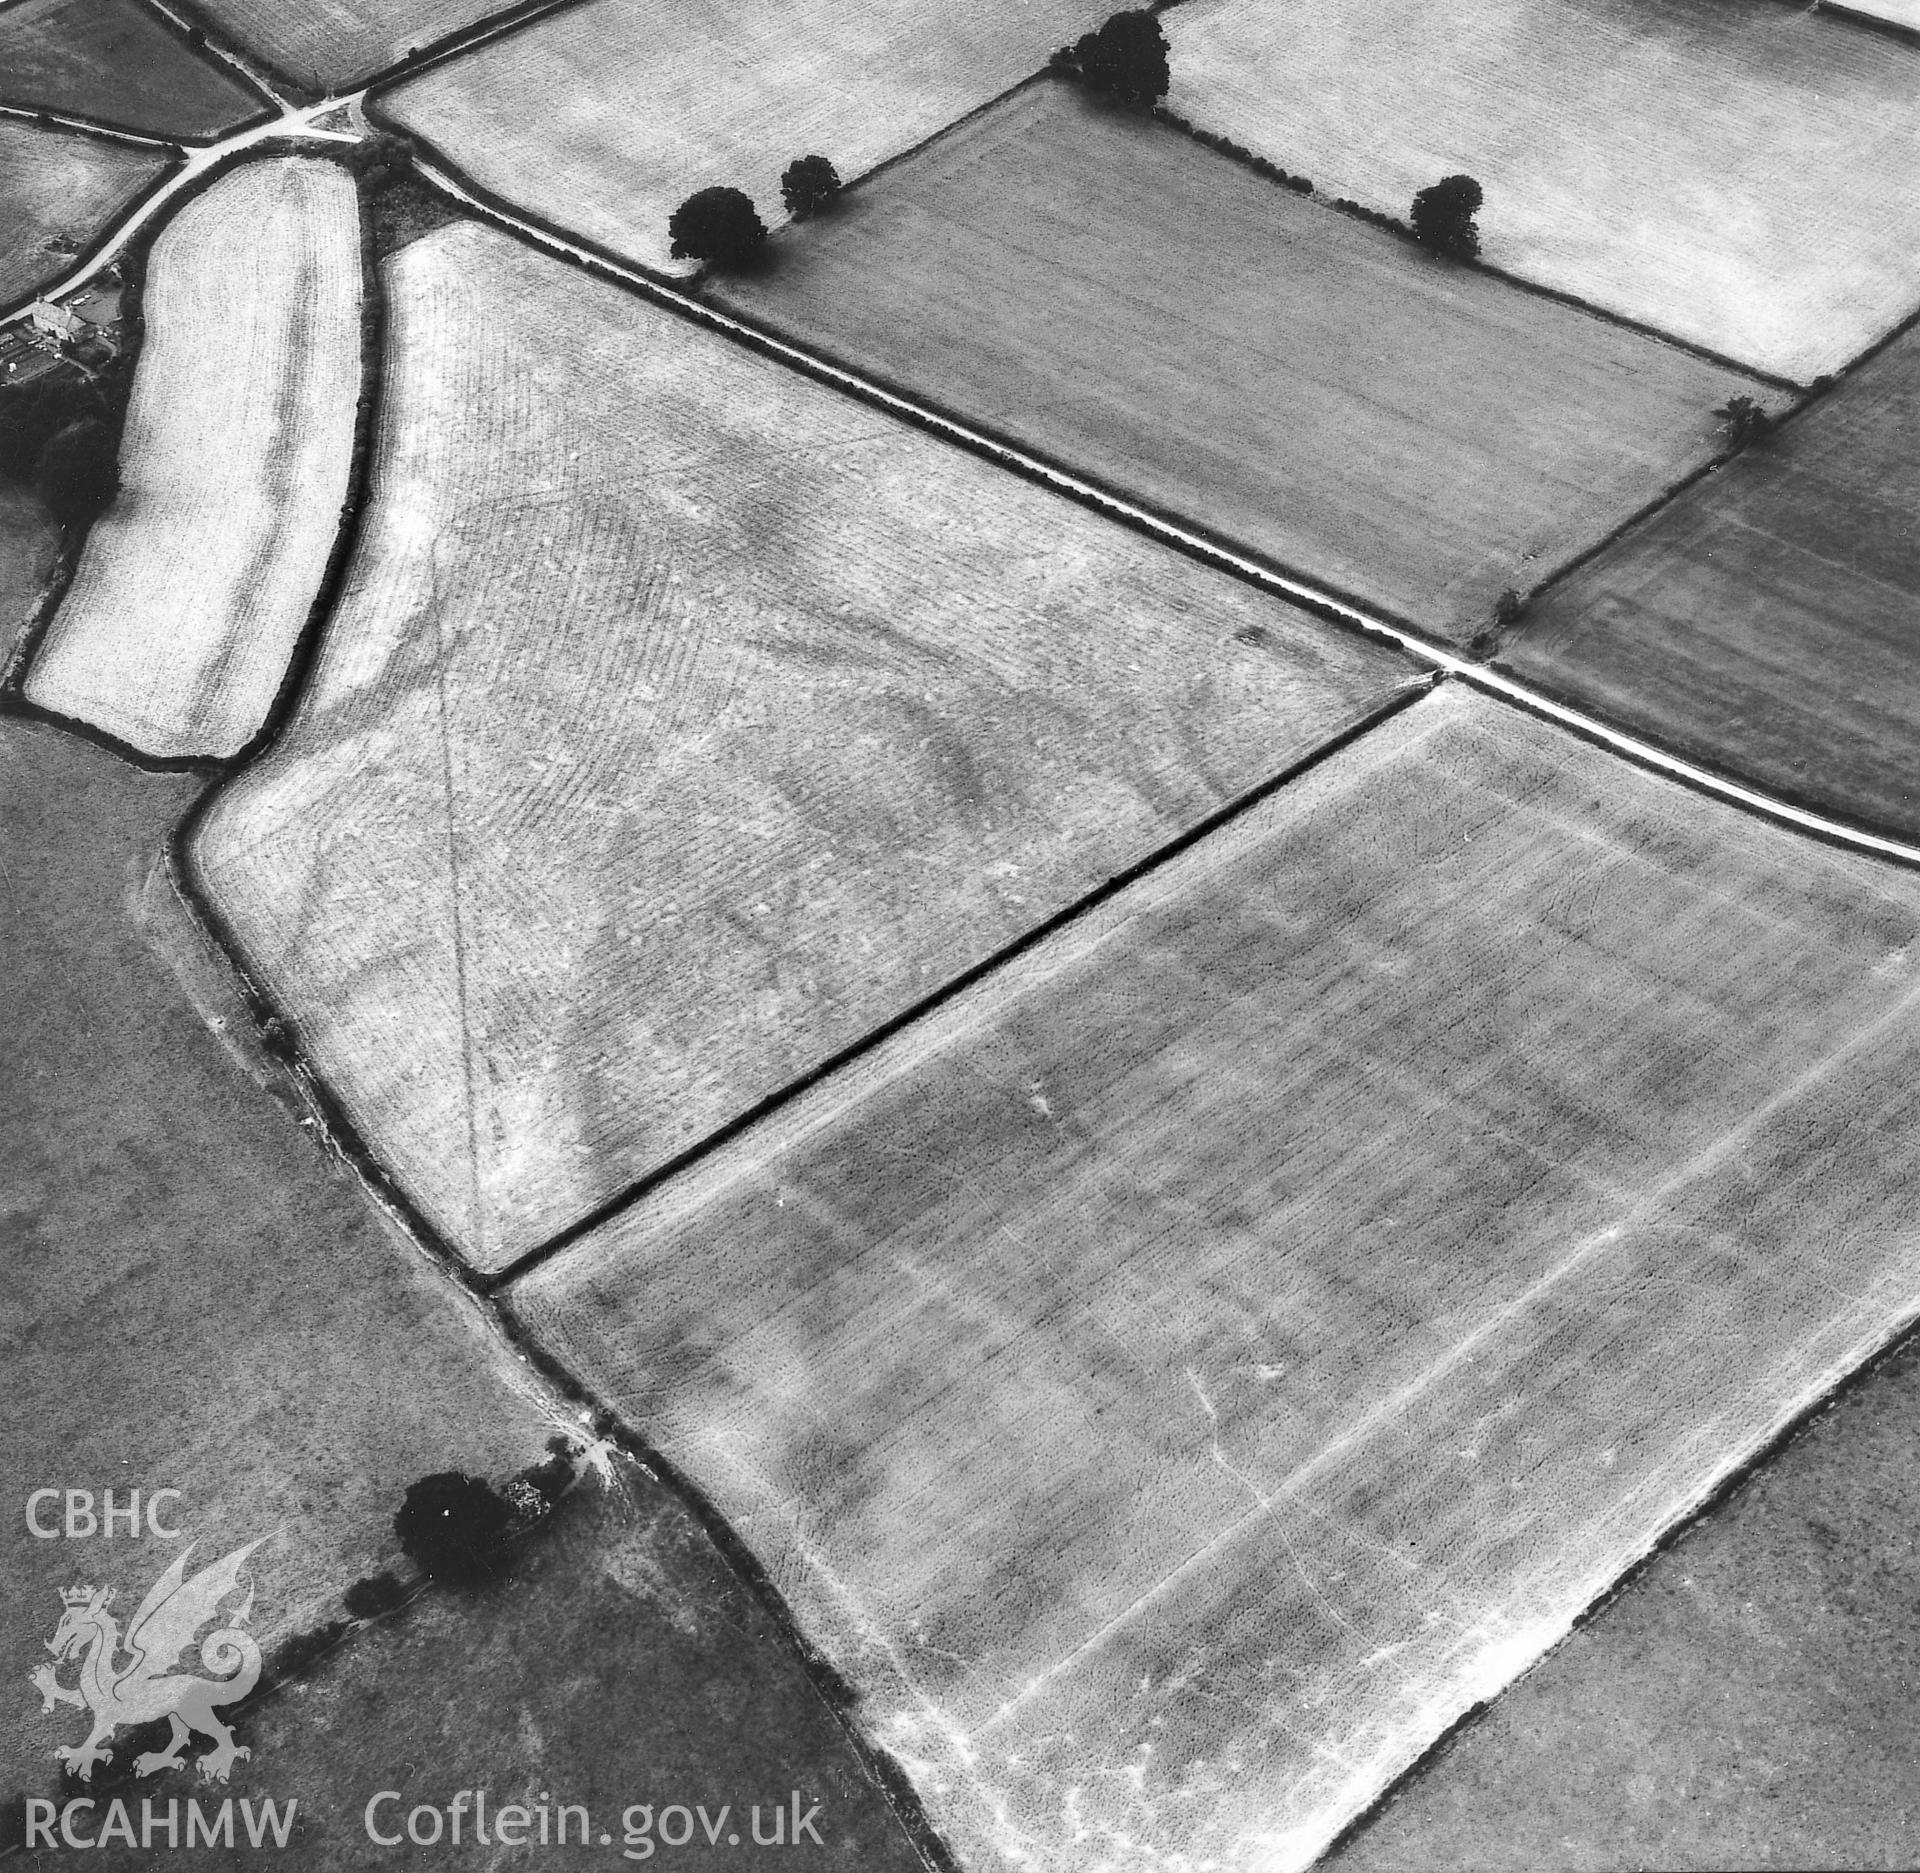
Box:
[393,1472,514,1586]
[34,417,120,530]
[1063,9,1170,109]
[1410,174,1483,260]
[348,128,414,194]
[1716,394,1770,449]
[667,186,767,267]
[780,154,842,221]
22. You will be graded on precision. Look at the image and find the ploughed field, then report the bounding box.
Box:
[0,117,169,309]
[1506,319,1920,844]
[0,0,265,137]
[718,82,1783,645]
[187,0,518,89]
[189,221,1419,1274]
[26,157,364,760]
[518,685,1920,1873]
[380,0,1114,274]
[1165,0,1920,383]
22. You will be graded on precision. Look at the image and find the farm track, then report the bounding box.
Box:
[401,152,1920,885]
[716,84,1787,647]
[0,102,184,149]
[0,0,603,322]
[0,96,360,323]
[10,35,1920,1868]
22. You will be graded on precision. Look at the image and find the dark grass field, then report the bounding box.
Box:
[1325,1320,1920,1871]
[517,685,1920,1870]
[0,713,566,1785]
[0,479,60,658]
[0,0,264,138]
[131,1470,932,1868]
[0,117,168,310]
[1505,317,1920,843]
[716,82,1783,645]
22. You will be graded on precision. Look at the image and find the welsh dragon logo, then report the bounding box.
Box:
[31,1540,264,1784]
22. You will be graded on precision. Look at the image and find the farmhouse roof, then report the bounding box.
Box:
[28,301,85,343]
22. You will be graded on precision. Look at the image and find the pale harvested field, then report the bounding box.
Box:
[0,0,263,136]
[190,0,511,88]
[1831,0,1920,28]
[189,221,1419,1274]
[1167,0,1920,383]
[1508,319,1920,844]
[720,84,1782,643]
[517,685,1920,1872]
[25,158,363,759]
[0,117,167,309]
[383,0,1113,274]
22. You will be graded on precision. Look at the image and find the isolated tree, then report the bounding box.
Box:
[393,1472,514,1586]
[1063,9,1170,108]
[1716,394,1770,449]
[780,154,842,221]
[1410,173,1483,260]
[34,418,120,530]
[667,186,767,267]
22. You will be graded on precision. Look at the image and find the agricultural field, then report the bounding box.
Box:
[517,685,1920,1873]
[1832,0,1920,28]
[0,0,266,138]
[0,116,169,310]
[0,481,59,661]
[719,83,1784,644]
[1165,0,1920,383]
[186,0,516,90]
[25,157,364,760]
[1505,317,1920,844]
[128,1472,930,1867]
[0,712,564,1792]
[381,0,1114,274]
[188,220,1420,1275]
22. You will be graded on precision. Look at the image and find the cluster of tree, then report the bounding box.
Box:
[0,371,124,531]
[1052,9,1171,108]
[669,155,843,270]
[347,127,416,196]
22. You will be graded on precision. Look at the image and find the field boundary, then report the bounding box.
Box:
[135,0,290,108]
[1143,91,1807,393]
[1815,0,1920,47]
[351,0,603,98]
[387,149,1920,878]
[0,103,358,325]
[1318,1276,1920,1864]
[0,0,281,139]
[1499,289,1920,647]
[0,101,203,150]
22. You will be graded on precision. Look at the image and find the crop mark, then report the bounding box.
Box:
[400,155,1920,882]
[985,965,1920,1732]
